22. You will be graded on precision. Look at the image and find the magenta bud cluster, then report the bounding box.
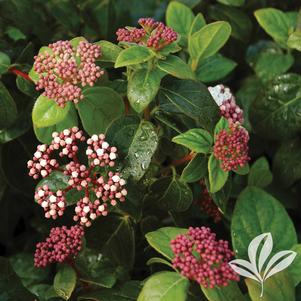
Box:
[116,17,177,51]
[171,227,239,288]
[213,124,250,172]
[28,127,127,226]
[35,185,66,220]
[208,85,244,125]
[34,225,84,268]
[33,40,104,107]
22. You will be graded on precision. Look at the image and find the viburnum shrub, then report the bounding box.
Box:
[0,1,301,301]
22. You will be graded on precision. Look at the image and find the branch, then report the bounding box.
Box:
[9,67,32,82]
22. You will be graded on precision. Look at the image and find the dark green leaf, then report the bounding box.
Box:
[138,272,189,301]
[95,40,122,62]
[128,68,162,113]
[0,82,18,129]
[5,26,26,41]
[208,154,228,193]
[77,87,124,135]
[231,187,297,260]
[172,128,213,153]
[248,157,273,188]
[146,257,175,269]
[181,154,207,183]
[217,0,244,7]
[0,52,11,74]
[16,75,38,97]
[53,265,76,300]
[250,73,301,140]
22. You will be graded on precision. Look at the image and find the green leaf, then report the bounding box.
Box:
[70,37,87,48]
[189,21,231,70]
[149,175,193,212]
[189,13,206,36]
[246,41,294,81]
[181,153,207,183]
[172,128,213,153]
[248,157,273,188]
[159,79,220,131]
[146,257,175,269]
[217,0,244,7]
[201,281,245,301]
[127,68,162,113]
[288,244,301,286]
[158,55,194,80]
[0,52,11,74]
[208,4,252,42]
[53,265,76,300]
[77,87,124,135]
[166,1,195,38]
[106,116,158,181]
[138,272,189,301]
[273,139,301,188]
[115,46,155,68]
[208,154,228,193]
[32,95,71,128]
[231,187,297,260]
[0,82,18,129]
[246,271,295,301]
[16,75,38,97]
[287,31,301,51]
[254,8,293,47]
[5,26,26,41]
[214,117,229,137]
[0,257,35,301]
[250,73,301,140]
[34,103,78,144]
[234,163,249,175]
[196,53,237,83]
[95,40,122,62]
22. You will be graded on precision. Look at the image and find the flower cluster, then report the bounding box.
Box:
[33,40,104,107]
[28,127,127,226]
[116,18,178,51]
[213,124,250,172]
[197,181,221,223]
[34,225,84,268]
[208,85,244,125]
[171,227,239,288]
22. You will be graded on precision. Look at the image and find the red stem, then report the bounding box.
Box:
[9,67,32,82]
[172,151,195,166]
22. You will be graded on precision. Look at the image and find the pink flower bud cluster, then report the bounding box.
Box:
[74,197,108,227]
[208,85,244,125]
[34,225,84,268]
[116,18,177,51]
[33,40,104,107]
[35,185,66,219]
[197,181,221,223]
[28,127,127,226]
[171,227,239,288]
[214,124,250,172]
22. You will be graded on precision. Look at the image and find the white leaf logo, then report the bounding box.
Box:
[229,233,296,297]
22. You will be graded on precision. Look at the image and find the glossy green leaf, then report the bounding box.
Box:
[138,272,189,301]
[231,187,297,260]
[146,257,175,269]
[273,139,301,188]
[181,154,207,183]
[234,163,249,175]
[54,265,76,300]
[127,68,162,113]
[208,154,228,193]
[189,13,206,36]
[201,281,245,301]
[0,82,18,129]
[254,8,294,47]
[77,86,124,135]
[6,26,26,41]
[172,128,213,153]
[157,55,195,80]
[287,31,301,51]
[149,174,193,212]
[32,95,71,128]
[16,75,38,97]
[250,74,301,140]
[196,53,237,83]
[217,0,244,7]
[115,46,155,68]
[214,117,229,137]
[246,271,295,301]
[248,157,273,188]
[106,116,158,181]
[189,21,231,70]
[0,52,11,74]
[288,244,301,286]
[95,40,122,62]
[166,1,194,38]
[159,79,220,131]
